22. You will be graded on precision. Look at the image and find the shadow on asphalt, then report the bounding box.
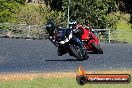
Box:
[45,59,84,62]
[87,51,103,54]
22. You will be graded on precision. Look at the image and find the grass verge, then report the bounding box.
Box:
[114,16,132,44]
[0,70,131,88]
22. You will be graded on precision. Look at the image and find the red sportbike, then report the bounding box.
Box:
[77,25,103,54]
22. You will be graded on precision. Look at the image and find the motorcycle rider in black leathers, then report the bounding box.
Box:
[46,20,82,56]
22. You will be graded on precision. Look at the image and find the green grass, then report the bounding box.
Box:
[117,20,132,30]
[111,30,132,43]
[111,16,132,43]
[0,77,131,88]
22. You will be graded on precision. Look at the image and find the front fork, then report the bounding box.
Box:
[73,38,87,55]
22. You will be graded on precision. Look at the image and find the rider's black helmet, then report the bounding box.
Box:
[46,21,56,35]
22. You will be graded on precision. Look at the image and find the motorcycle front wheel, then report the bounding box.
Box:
[91,42,103,54]
[69,44,88,61]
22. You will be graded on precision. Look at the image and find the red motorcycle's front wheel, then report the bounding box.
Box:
[91,42,103,54]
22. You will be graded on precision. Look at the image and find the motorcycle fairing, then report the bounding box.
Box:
[81,27,89,40]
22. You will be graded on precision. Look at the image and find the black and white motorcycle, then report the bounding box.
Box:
[45,21,89,61]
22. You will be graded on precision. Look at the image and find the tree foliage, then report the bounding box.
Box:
[44,0,63,11]
[118,0,132,23]
[64,0,118,29]
[13,0,26,4]
[0,0,24,23]
[16,5,43,25]
[0,0,16,22]
[44,0,118,28]
[0,0,131,29]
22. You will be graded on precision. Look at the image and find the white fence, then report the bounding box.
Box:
[110,30,132,44]
[0,23,132,43]
[92,29,110,43]
[93,29,132,43]
[0,23,46,39]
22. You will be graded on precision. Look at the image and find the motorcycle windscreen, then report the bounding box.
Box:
[57,29,71,41]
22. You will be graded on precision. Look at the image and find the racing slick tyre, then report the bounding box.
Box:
[69,44,89,61]
[91,42,103,54]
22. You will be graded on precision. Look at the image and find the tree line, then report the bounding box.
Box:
[0,0,132,29]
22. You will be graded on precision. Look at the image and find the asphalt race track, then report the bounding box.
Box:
[0,38,132,72]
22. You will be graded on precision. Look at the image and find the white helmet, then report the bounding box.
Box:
[69,20,77,29]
